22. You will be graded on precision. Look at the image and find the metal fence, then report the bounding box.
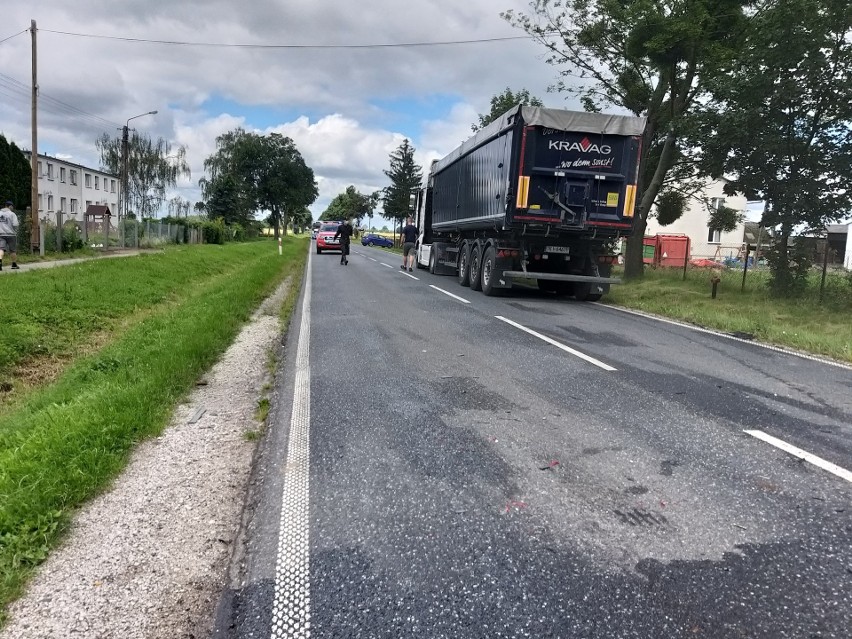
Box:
[30,213,202,255]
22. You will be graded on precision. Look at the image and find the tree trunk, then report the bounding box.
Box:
[282,211,289,236]
[624,130,678,280]
[770,224,792,295]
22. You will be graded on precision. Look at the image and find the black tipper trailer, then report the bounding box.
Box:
[416,105,646,300]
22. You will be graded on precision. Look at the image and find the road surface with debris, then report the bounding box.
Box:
[216,246,852,639]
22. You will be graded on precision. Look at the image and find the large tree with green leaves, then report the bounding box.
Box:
[257,133,318,238]
[320,185,380,223]
[97,132,189,219]
[382,139,422,236]
[696,0,852,295]
[200,129,317,236]
[200,128,262,225]
[472,87,544,132]
[503,0,749,278]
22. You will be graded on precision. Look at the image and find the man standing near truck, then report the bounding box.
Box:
[401,216,418,272]
[0,200,20,271]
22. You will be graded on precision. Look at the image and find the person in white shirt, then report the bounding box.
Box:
[0,200,20,271]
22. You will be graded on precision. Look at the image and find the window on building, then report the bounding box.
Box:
[60,167,66,183]
[70,170,78,185]
[95,176,100,190]
[86,200,92,208]
[71,199,78,213]
[47,195,54,211]
[38,194,43,210]
[60,197,66,212]
[38,161,42,177]
[710,197,725,211]
[47,163,54,180]
[111,179,116,193]
[85,173,92,188]
[707,228,722,244]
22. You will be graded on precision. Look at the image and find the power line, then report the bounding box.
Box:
[0,72,123,131]
[40,28,540,49]
[0,28,27,46]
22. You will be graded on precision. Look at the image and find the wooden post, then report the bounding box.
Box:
[819,238,830,303]
[30,20,39,251]
[741,246,751,292]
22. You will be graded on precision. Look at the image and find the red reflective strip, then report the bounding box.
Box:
[514,215,558,222]
[588,221,633,228]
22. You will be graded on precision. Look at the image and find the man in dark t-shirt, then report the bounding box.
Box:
[401,217,418,272]
[334,219,354,265]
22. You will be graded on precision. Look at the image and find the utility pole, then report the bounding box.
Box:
[120,124,129,246]
[30,19,38,251]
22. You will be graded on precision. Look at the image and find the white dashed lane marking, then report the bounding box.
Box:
[380,262,394,269]
[429,285,470,304]
[270,251,312,638]
[745,429,852,484]
[495,315,617,371]
[400,271,419,280]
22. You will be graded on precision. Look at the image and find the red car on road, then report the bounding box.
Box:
[316,223,342,254]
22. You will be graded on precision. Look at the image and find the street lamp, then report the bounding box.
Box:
[120,110,157,224]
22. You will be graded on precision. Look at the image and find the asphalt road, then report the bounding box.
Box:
[214,243,852,639]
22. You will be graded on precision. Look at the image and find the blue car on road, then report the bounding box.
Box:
[361,234,394,248]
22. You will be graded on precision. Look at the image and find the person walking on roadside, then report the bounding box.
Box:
[401,216,418,272]
[334,218,354,265]
[0,200,20,271]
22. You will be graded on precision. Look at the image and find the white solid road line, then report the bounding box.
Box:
[380,262,394,269]
[400,271,419,280]
[744,429,852,484]
[597,303,852,372]
[429,284,471,304]
[496,315,617,372]
[271,252,312,638]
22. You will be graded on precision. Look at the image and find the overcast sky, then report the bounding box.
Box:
[0,0,579,224]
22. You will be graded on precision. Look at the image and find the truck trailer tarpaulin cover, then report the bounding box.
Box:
[430,105,647,234]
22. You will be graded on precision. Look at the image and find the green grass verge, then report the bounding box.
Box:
[605,266,852,363]
[0,244,287,386]
[0,238,308,620]
[15,247,101,264]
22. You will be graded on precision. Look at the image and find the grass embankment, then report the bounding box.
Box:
[606,266,852,363]
[0,239,308,619]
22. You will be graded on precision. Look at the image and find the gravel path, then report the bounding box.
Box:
[0,277,293,639]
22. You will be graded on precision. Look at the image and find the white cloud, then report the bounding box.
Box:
[1,0,577,219]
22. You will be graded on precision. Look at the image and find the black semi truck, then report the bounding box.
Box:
[414,105,646,300]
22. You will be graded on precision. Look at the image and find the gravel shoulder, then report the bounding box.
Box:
[0,277,293,639]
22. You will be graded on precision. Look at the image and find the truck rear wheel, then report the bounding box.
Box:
[458,242,471,287]
[470,244,483,291]
[481,246,500,296]
[574,282,602,302]
[428,250,436,274]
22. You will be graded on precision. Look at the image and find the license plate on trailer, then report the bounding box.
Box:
[545,246,570,254]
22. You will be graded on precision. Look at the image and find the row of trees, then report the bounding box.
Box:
[503,0,852,294]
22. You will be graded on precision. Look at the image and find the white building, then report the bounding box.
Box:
[827,222,852,270]
[645,177,750,261]
[22,152,119,223]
